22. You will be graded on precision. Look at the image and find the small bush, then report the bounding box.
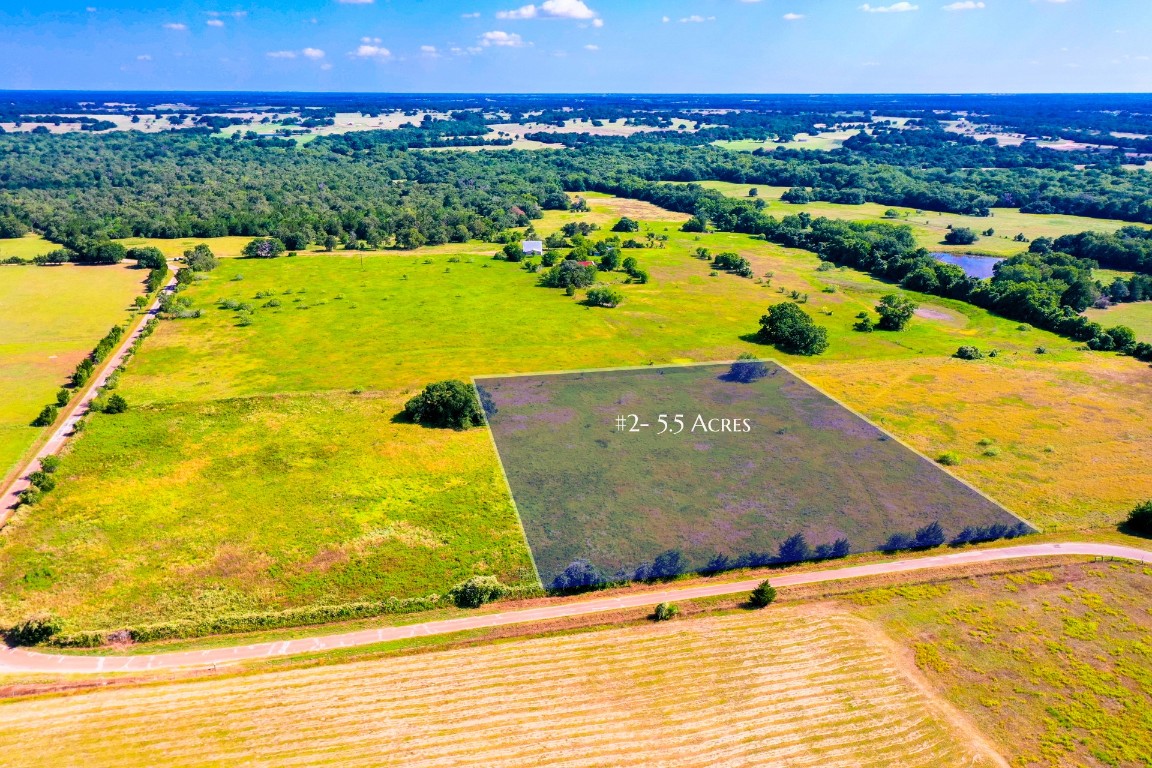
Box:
[448,575,505,608]
[749,580,777,608]
[103,394,128,414]
[983,446,1001,457]
[55,388,71,408]
[5,615,61,646]
[31,404,58,427]
[402,380,485,430]
[937,451,961,466]
[954,346,983,360]
[1124,501,1152,536]
[652,602,679,621]
[39,455,61,473]
[586,285,625,308]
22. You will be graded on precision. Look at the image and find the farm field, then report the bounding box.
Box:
[2,197,1150,634]
[715,128,859,153]
[854,560,1152,767]
[688,181,1134,256]
[0,609,1003,768]
[1086,300,1152,342]
[0,263,143,483]
[0,235,57,260]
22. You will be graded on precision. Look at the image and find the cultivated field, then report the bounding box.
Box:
[2,195,1150,634]
[854,560,1152,767]
[0,263,143,482]
[0,609,1003,768]
[1086,300,1152,342]
[689,181,1134,256]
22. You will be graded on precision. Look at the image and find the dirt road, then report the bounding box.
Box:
[1,541,1145,674]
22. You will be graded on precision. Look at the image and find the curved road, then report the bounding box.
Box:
[0,273,177,525]
[1,542,1145,674]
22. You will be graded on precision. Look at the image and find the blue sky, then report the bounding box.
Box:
[1,0,1149,92]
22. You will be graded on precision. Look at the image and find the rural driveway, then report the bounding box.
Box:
[0,541,1146,674]
[0,273,177,526]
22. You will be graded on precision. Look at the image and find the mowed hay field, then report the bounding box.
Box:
[0,234,58,260]
[0,609,1004,768]
[689,181,1135,257]
[1,194,1150,633]
[853,561,1152,767]
[0,263,143,482]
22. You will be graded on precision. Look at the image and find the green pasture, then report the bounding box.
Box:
[688,181,1134,257]
[0,235,57,260]
[2,200,1149,634]
[1086,300,1152,342]
[0,264,144,483]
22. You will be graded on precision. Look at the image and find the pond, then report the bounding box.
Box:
[932,253,1004,279]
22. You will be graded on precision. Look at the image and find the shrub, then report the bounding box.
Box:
[39,455,61,473]
[540,260,597,290]
[448,575,505,608]
[853,315,875,333]
[127,246,166,271]
[650,550,687,580]
[31,404,58,427]
[612,217,640,233]
[756,303,829,356]
[724,353,769,383]
[550,559,606,591]
[937,451,961,466]
[1123,501,1152,536]
[955,346,983,360]
[103,393,128,414]
[27,470,55,492]
[777,533,811,563]
[4,615,61,646]
[241,237,286,259]
[749,580,778,608]
[944,227,979,245]
[952,522,1033,546]
[814,538,851,559]
[875,294,918,331]
[652,602,679,621]
[55,388,71,408]
[913,521,946,549]
[681,216,706,233]
[402,380,485,429]
[882,532,916,552]
[586,285,625,308]
[184,244,218,272]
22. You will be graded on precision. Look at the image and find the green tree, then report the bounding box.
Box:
[749,580,777,608]
[1125,501,1152,536]
[242,237,286,259]
[612,217,640,233]
[402,380,485,429]
[31,405,58,427]
[184,244,218,272]
[127,246,166,271]
[944,227,979,245]
[103,393,128,414]
[875,294,918,331]
[652,602,679,621]
[1060,277,1100,312]
[756,303,829,356]
[586,285,624,307]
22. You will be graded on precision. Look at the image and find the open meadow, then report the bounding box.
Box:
[0,263,144,482]
[1086,300,1152,343]
[1,195,1150,635]
[0,235,57,261]
[690,181,1135,257]
[853,559,1152,767]
[0,608,1003,768]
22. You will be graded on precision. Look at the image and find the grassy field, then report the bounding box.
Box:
[0,263,144,483]
[854,560,1152,767]
[0,608,1002,768]
[689,181,1134,257]
[1086,300,1152,342]
[715,129,859,153]
[0,235,57,260]
[1,194,1150,633]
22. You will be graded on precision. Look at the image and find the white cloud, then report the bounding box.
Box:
[662,15,671,22]
[207,19,225,27]
[361,36,382,43]
[302,47,326,59]
[496,0,599,22]
[352,44,392,58]
[783,12,804,20]
[337,0,374,4]
[480,30,528,47]
[584,43,599,50]
[859,2,919,10]
[321,62,333,70]
[680,15,716,22]
[163,22,188,30]
[461,11,481,18]
[267,50,298,59]
[136,54,152,61]
[943,0,984,8]
[207,10,247,18]
[86,6,96,11]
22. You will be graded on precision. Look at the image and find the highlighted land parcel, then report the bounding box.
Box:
[477,362,1032,588]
